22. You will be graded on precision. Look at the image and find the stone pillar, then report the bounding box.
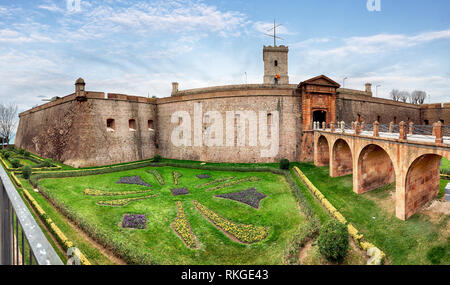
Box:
[434,121,443,144]
[354,121,360,135]
[389,122,394,133]
[340,121,345,133]
[373,121,379,137]
[330,122,335,133]
[399,121,407,140]
[322,121,326,130]
[409,122,414,135]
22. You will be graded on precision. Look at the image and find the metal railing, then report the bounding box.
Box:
[0,164,63,265]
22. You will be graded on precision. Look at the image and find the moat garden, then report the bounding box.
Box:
[0,147,448,265]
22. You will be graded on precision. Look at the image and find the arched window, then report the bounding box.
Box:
[267,113,272,125]
[274,60,278,67]
[377,115,381,123]
[148,120,154,130]
[129,119,136,131]
[106,119,115,131]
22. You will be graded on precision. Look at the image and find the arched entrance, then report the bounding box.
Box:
[313,110,327,126]
[331,139,352,177]
[357,144,395,194]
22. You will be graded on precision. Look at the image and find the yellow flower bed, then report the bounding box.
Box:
[96,194,157,207]
[83,188,152,196]
[22,189,91,265]
[194,201,269,244]
[206,176,261,192]
[171,202,197,249]
[293,166,386,265]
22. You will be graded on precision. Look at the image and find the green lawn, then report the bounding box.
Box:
[37,166,305,265]
[297,162,449,265]
[442,158,450,169]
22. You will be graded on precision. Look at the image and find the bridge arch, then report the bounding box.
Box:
[331,138,353,177]
[357,144,395,194]
[403,152,447,219]
[315,135,330,166]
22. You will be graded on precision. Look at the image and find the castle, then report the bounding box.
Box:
[15,45,450,167]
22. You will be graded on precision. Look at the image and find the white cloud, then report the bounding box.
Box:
[307,29,450,57]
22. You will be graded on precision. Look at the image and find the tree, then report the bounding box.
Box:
[398,91,410,103]
[411,90,427,105]
[0,103,18,148]
[390,89,400,101]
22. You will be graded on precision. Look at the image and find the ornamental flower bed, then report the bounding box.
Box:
[172,171,183,185]
[215,188,267,209]
[116,176,151,187]
[194,201,269,244]
[171,188,190,196]
[171,202,197,249]
[96,194,157,207]
[195,177,235,188]
[206,176,261,192]
[122,214,147,229]
[83,188,152,196]
[147,169,165,185]
[196,174,211,179]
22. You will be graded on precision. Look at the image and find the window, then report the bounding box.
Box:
[106,119,115,131]
[394,117,397,124]
[377,115,381,123]
[274,60,278,67]
[424,120,429,125]
[148,120,154,130]
[440,119,445,124]
[129,119,136,131]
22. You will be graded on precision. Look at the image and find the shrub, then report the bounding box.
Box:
[3,151,11,159]
[22,166,32,179]
[18,149,25,155]
[426,246,447,265]
[11,159,21,169]
[41,159,53,168]
[280,158,290,170]
[24,151,31,157]
[7,145,14,151]
[153,155,162,162]
[318,220,349,263]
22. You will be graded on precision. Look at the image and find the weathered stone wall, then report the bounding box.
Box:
[157,85,302,163]
[420,103,450,125]
[336,92,421,124]
[16,93,157,167]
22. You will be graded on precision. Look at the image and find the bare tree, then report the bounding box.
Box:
[411,90,427,105]
[390,89,400,101]
[398,91,410,103]
[0,103,18,148]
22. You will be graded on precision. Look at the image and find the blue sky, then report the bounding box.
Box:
[1,0,450,114]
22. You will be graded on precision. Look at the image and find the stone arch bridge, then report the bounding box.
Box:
[313,121,450,220]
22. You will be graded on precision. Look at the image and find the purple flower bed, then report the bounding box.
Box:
[171,188,190,196]
[196,174,211,179]
[116,176,151,187]
[122,214,147,229]
[215,188,267,209]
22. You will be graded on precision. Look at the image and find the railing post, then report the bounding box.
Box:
[354,121,361,135]
[399,121,407,140]
[373,121,379,137]
[361,121,365,131]
[409,122,414,135]
[330,122,335,133]
[0,180,12,265]
[340,121,345,133]
[434,121,443,144]
[389,122,394,133]
[322,121,326,130]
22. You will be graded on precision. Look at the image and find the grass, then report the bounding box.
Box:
[18,177,117,265]
[441,158,450,170]
[297,162,449,265]
[36,166,305,265]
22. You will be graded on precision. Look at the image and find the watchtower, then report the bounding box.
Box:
[263,45,289,85]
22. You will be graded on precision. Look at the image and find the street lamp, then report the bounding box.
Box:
[343,77,348,88]
[376,85,381,97]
